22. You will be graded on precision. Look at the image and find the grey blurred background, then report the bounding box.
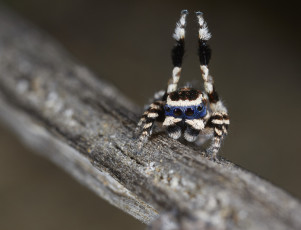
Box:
[0,0,300,229]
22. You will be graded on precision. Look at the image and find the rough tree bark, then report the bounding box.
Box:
[0,6,300,230]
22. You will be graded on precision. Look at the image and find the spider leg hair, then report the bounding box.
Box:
[196,12,227,114]
[167,10,188,93]
[137,101,165,142]
[196,11,211,65]
[195,127,214,146]
[205,112,230,159]
[153,90,166,101]
[196,12,230,159]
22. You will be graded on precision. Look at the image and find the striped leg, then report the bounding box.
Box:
[137,101,164,143]
[196,12,227,113]
[167,10,188,93]
[206,112,230,159]
[196,12,216,105]
[196,12,230,159]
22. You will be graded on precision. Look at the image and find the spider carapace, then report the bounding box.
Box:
[137,10,230,159]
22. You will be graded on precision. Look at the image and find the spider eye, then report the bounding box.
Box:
[173,108,182,117]
[165,106,170,112]
[185,108,194,116]
[197,105,203,111]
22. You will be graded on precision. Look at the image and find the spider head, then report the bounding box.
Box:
[163,88,207,141]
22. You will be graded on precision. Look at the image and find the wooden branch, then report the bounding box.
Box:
[0,6,300,230]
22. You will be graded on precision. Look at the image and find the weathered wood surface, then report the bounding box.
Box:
[0,6,300,230]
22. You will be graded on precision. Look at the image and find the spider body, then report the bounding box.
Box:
[137,10,230,158]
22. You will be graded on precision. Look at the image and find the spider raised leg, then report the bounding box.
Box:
[196,11,230,158]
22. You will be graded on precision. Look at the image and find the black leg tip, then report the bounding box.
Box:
[196,11,203,16]
[181,9,188,15]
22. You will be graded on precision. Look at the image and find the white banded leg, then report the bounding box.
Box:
[206,112,230,159]
[196,12,215,102]
[207,136,222,159]
[196,12,228,115]
[167,10,188,93]
[196,11,211,67]
[137,101,164,142]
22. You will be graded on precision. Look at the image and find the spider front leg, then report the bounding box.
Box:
[137,100,165,144]
[205,112,230,159]
[167,9,188,93]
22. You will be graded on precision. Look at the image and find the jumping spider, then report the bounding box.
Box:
[137,10,230,159]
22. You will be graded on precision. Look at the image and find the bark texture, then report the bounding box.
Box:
[0,6,300,230]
